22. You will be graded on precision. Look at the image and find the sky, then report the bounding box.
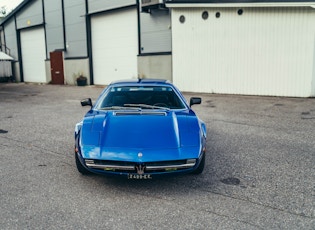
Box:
[0,0,23,12]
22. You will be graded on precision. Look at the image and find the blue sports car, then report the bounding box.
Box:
[75,79,206,179]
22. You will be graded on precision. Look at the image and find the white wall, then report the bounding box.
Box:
[172,7,315,97]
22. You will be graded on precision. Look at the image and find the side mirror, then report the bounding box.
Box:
[81,98,92,107]
[190,97,201,107]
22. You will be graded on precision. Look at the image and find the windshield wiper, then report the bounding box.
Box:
[124,104,170,111]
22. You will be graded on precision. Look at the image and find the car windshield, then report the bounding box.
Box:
[96,85,186,110]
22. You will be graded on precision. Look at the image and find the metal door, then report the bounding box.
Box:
[50,51,64,84]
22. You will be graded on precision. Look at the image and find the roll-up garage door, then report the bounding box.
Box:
[21,27,46,83]
[91,8,138,85]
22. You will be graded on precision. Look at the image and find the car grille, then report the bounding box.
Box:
[85,159,196,173]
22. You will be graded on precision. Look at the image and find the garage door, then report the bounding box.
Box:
[21,27,46,83]
[91,8,138,85]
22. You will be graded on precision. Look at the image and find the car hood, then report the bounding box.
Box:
[79,110,203,160]
[81,110,201,149]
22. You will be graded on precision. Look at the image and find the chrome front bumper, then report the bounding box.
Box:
[84,159,197,173]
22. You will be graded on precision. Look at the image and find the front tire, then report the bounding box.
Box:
[75,152,91,175]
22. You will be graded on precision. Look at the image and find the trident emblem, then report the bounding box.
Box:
[135,164,145,175]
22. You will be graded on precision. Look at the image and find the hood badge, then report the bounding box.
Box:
[136,164,145,175]
[136,152,145,175]
[136,153,144,174]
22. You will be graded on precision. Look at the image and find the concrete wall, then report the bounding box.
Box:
[138,54,172,81]
[45,60,51,83]
[12,61,21,82]
[63,58,90,85]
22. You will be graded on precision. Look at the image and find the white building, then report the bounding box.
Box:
[167,0,315,97]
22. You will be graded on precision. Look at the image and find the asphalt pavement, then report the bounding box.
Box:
[0,83,314,229]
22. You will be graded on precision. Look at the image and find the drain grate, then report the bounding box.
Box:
[221,177,240,186]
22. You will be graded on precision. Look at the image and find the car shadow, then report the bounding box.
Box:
[80,133,237,198]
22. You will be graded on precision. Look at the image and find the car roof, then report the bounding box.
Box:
[109,79,171,86]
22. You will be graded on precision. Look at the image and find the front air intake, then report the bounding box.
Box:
[114,111,166,116]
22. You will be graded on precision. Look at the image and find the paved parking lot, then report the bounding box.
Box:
[0,83,314,229]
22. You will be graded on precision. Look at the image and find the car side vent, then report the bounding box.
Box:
[114,112,166,116]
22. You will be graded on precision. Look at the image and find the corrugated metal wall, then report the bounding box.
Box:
[140,10,171,53]
[172,7,315,97]
[64,0,87,58]
[3,19,18,60]
[0,30,4,50]
[16,0,43,29]
[45,0,64,58]
[88,0,136,14]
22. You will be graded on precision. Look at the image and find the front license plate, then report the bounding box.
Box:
[128,174,152,179]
